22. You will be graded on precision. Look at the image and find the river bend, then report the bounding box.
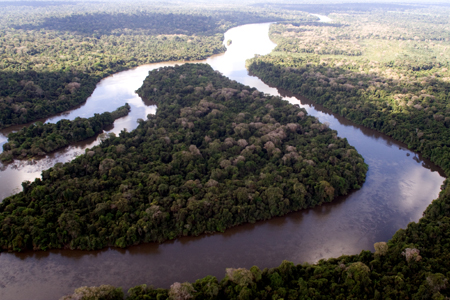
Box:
[0,22,445,300]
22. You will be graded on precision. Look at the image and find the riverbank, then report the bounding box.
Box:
[0,21,444,300]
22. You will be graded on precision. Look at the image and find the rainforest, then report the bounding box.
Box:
[0,1,449,300]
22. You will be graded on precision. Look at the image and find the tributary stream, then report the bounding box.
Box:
[0,21,445,300]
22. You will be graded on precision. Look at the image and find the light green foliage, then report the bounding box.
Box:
[60,285,124,300]
[193,276,220,299]
[226,268,254,286]
[345,262,371,286]
[248,6,450,175]
[0,104,130,161]
[0,2,313,129]
[240,3,450,299]
[57,3,450,300]
[427,273,448,294]
[374,241,388,256]
[168,282,195,300]
[0,64,366,252]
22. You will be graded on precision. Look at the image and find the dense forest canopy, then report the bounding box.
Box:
[253,2,429,14]
[247,5,450,173]
[56,3,450,300]
[0,64,367,252]
[2,1,450,299]
[0,1,314,129]
[0,103,130,161]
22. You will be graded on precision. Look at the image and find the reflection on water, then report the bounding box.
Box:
[0,63,164,200]
[311,13,333,22]
[0,22,445,300]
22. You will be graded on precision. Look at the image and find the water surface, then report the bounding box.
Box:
[0,22,445,300]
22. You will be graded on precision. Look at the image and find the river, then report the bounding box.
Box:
[0,22,445,300]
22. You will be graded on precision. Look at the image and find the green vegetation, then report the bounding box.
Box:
[61,285,124,300]
[0,63,366,252]
[0,1,314,129]
[0,10,225,130]
[0,103,130,162]
[5,2,450,299]
[0,21,223,129]
[60,6,450,298]
[62,183,450,298]
[247,6,450,174]
[253,2,426,15]
[123,4,441,299]
[248,55,450,172]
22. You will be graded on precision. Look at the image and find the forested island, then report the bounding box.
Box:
[1,1,450,300]
[247,7,450,174]
[248,55,450,168]
[0,1,314,129]
[0,63,367,252]
[0,103,130,162]
[59,2,450,300]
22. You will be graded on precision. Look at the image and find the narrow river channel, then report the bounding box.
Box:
[0,22,445,300]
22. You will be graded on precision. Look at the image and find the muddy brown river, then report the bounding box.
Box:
[0,22,445,300]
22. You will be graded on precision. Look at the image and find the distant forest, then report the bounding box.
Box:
[0,64,367,252]
[2,1,450,300]
[0,1,314,129]
[247,4,450,173]
[253,2,430,14]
